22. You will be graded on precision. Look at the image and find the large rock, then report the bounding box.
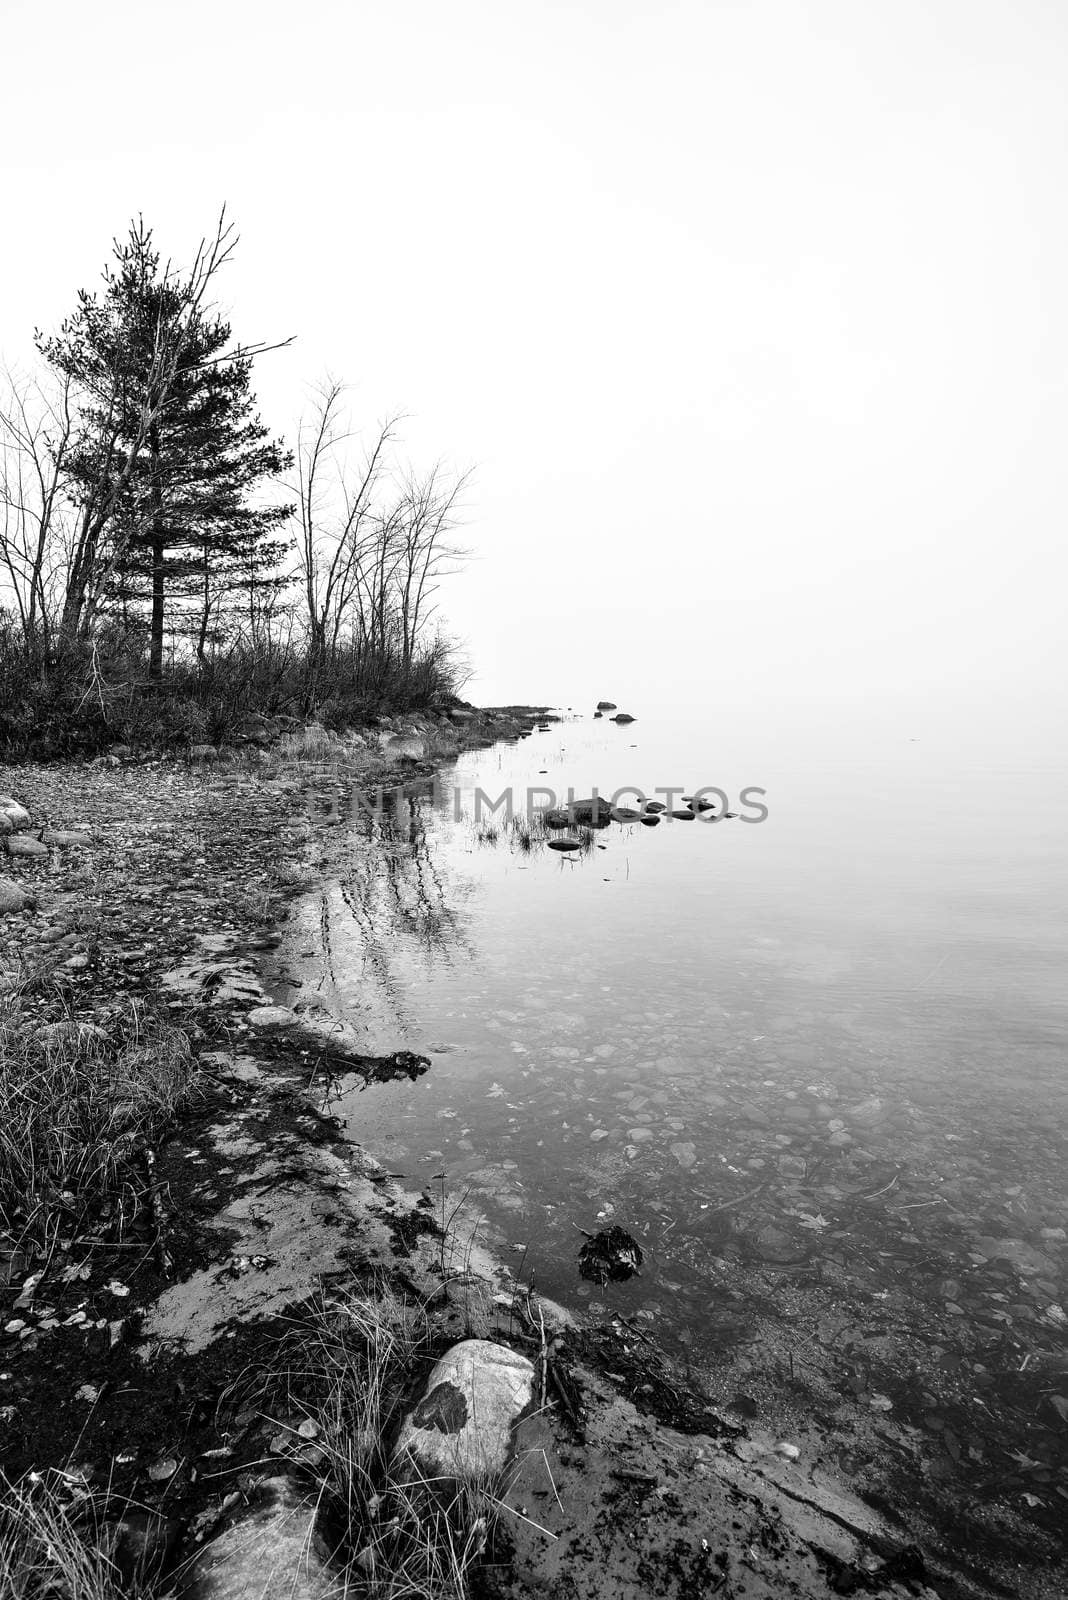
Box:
[610,712,636,724]
[0,876,35,914]
[394,1339,534,1481]
[187,1477,342,1600]
[40,830,91,848]
[595,701,617,710]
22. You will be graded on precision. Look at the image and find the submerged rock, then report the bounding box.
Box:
[394,1339,535,1480]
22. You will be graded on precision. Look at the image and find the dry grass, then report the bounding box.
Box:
[0,1473,122,1600]
[0,1000,195,1259]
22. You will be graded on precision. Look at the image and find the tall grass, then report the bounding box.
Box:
[0,1002,195,1259]
[0,1474,122,1600]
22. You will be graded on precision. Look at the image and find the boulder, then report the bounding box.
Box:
[394,1339,534,1482]
[186,1477,341,1600]
[40,830,91,848]
[610,807,641,821]
[0,877,35,914]
[548,838,582,852]
[638,813,660,827]
[610,713,636,724]
[669,809,695,821]
[595,701,617,711]
[643,801,666,813]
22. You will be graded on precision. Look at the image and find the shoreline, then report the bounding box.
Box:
[0,724,1057,1599]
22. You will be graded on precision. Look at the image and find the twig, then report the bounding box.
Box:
[140,1147,173,1277]
[861,1175,900,1202]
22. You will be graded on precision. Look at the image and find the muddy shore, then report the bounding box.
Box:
[1,717,1060,1599]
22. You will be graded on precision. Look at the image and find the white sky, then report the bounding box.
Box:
[3,0,1066,731]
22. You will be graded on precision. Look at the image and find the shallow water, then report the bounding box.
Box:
[291,709,1068,1551]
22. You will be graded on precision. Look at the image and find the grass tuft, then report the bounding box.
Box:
[0,1001,195,1260]
[257,1285,513,1599]
[0,1473,122,1600]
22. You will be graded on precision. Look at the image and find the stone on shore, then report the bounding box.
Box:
[394,1339,534,1482]
[186,1477,342,1600]
[0,876,35,914]
[5,835,47,856]
[0,797,31,829]
[248,1005,300,1030]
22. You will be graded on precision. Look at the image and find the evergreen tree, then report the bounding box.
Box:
[40,219,292,672]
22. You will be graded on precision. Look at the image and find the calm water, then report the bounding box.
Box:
[289,708,1068,1559]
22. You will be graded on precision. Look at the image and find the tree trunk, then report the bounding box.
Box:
[148,424,166,680]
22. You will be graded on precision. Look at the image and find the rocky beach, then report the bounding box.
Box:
[2,713,1060,1600]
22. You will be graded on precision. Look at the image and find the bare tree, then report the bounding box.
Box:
[0,368,77,644]
[292,379,401,660]
[388,462,471,672]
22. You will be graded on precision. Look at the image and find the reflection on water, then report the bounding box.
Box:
[289,715,1068,1570]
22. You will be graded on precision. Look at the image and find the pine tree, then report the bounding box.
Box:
[40,219,292,672]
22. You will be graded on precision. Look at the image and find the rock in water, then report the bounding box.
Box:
[610,713,636,723]
[394,1339,535,1481]
[638,814,660,826]
[669,809,696,820]
[596,700,617,711]
[186,1477,340,1600]
[548,838,582,852]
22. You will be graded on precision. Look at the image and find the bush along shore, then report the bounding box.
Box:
[0,722,1021,1600]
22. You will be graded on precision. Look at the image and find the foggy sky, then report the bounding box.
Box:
[3,0,1065,735]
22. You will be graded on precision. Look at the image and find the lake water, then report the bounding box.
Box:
[290,708,1068,1574]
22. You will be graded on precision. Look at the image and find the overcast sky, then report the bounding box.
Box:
[3,0,1065,734]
